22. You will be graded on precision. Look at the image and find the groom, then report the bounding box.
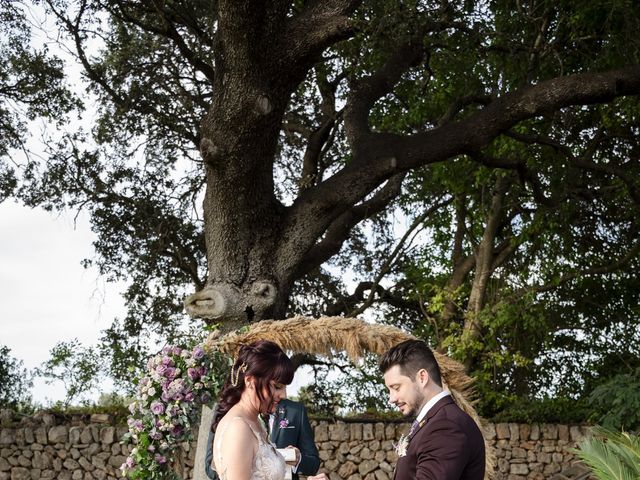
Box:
[379,340,485,479]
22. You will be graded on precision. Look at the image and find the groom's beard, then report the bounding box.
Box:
[404,389,427,418]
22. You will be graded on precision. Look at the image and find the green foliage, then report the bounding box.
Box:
[8,0,640,413]
[0,345,32,410]
[588,368,640,431]
[489,397,593,425]
[0,0,78,200]
[35,339,104,406]
[575,427,640,480]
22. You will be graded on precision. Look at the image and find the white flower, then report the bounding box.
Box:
[394,435,409,457]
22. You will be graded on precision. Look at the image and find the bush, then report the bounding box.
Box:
[588,368,640,431]
[490,397,593,424]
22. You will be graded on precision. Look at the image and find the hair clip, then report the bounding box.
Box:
[231,362,248,387]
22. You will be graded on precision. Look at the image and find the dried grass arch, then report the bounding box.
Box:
[205,315,495,478]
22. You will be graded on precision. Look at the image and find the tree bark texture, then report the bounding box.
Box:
[182,1,640,330]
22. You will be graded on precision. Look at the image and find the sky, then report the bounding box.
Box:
[0,200,126,404]
[0,199,320,405]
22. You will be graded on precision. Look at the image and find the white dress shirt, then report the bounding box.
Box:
[416,390,451,422]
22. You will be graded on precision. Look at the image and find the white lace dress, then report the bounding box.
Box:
[214,416,288,480]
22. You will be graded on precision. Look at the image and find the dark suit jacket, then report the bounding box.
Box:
[205,399,320,480]
[394,396,485,480]
[270,399,320,480]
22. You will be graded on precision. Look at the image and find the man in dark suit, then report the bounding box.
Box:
[269,397,321,480]
[379,340,485,480]
[205,397,320,480]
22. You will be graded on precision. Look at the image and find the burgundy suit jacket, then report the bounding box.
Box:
[394,396,485,480]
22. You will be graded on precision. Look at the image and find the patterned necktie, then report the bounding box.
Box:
[408,419,420,438]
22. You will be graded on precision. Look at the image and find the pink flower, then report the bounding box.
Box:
[150,401,165,415]
[192,346,205,359]
[187,368,200,380]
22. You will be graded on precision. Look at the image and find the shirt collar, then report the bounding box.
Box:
[416,390,450,422]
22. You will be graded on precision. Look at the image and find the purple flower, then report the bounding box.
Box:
[192,346,205,359]
[162,346,172,355]
[200,392,211,404]
[147,445,156,452]
[279,418,290,429]
[150,401,165,415]
[184,391,195,402]
[155,364,168,376]
[187,367,200,380]
[164,367,177,380]
[155,454,167,464]
[161,356,174,367]
[170,425,184,437]
[172,346,183,356]
[126,457,136,468]
[150,431,163,440]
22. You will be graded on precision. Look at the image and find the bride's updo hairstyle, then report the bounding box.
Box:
[212,340,294,432]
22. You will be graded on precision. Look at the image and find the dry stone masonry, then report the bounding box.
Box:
[0,411,592,480]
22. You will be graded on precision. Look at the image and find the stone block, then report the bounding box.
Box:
[569,426,584,442]
[34,428,47,445]
[89,415,110,424]
[374,470,389,480]
[99,428,115,445]
[508,423,520,441]
[0,459,9,472]
[47,426,68,444]
[495,423,510,439]
[314,424,329,443]
[541,424,558,440]
[529,424,540,440]
[350,423,362,441]
[374,423,385,440]
[16,457,30,468]
[358,459,377,476]
[519,424,530,441]
[362,424,374,441]
[558,424,569,441]
[483,424,496,440]
[0,430,15,445]
[384,424,395,440]
[510,463,529,475]
[338,461,358,478]
[22,430,33,445]
[9,467,30,480]
[360,447,372,460]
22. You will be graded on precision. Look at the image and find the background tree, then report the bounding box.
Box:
[0,0,76,201]
[12,0,640,408]
[0,345,33,410]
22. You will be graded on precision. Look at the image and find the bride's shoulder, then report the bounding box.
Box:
[218,415,257,442]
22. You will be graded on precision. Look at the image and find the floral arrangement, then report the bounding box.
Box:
[121,344,229,479]
[394,434,409,457]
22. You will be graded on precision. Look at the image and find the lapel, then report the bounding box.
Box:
[271,401,287,442]
[409,395,455,442]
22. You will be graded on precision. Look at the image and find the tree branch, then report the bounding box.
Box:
[348,197,453,317]
[294,173,407,278]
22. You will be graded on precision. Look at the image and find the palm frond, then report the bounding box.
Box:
[575,427,640,480]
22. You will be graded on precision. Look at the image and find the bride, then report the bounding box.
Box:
[211,340,329,480]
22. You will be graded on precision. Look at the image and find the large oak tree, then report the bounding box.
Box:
[15,0,640,396]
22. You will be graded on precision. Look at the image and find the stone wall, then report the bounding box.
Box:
[309,420,593,480]
[0,412,592,480]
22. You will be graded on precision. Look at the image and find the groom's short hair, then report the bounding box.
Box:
[379,339,442,387]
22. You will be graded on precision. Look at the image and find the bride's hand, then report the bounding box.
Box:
[308,474,329,480]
